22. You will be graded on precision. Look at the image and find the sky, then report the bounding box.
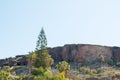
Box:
[0,0,120,59]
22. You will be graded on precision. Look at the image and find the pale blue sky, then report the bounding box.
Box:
[0,0,120,59]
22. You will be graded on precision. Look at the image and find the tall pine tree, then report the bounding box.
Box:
[34,28,54,68]
[36,28,47,50]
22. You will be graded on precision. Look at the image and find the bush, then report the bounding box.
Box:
[56,61,70,74]
[31,67,45,76]
[106,59,115,66]
[34,76,46,80]
[54,72,69,80]
[31,67,54,80]
[0,71,14,80]
[44,69,53,79]
[79,67,92,74]
[91,69,97,74]
[2,66,11,72]
[116,62,120,67]
[97,67,104,74]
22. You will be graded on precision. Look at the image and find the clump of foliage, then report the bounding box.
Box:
[105,59,116,66]
[99,54,105,66]
[0,66,24,80]
[31,67,45,76]
[2,66,11,72]
[79,67,97,75]
[96,67,104,74]
[116,62,120,67]
[77,66,120,80]
[79,67,91,74]
[31,67,53,80]
[56,61,70,75]
[54,72,69,80]
[0,71,14,80]
[27,51,36,74]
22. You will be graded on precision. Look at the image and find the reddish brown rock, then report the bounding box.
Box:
[49,44,113,64]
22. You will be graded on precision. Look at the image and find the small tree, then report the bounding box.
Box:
[34,28,54,69]
[99,54,105,67]
[27,51,36,74]
[56,61,70,75]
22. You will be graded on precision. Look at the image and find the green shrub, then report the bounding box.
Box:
[91,69,97,74]
[106,59,115,66]
[2,66,11,72]
[44,69,53,79]
[79,67,91,74]
[97,67,104,74]
[56,61,70,74]
[31,67,45,76]
[53,72,69,80]
[34,76,46,80]
[0,71,14,80]
[15,76,23,80]
[116,62,120,67]
[31,67,54,80]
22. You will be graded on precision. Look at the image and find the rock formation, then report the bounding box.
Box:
[49,44,113,63]
[1,44,120,67]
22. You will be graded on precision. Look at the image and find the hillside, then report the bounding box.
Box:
[1,44,120,80]
[0,44,120,67]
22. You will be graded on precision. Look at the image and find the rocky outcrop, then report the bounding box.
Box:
[15,55,27,65]
[1,44,120,67]
[0,55,27,67]
[111,47,120,62]
[48,47,63,62]
[49,44,113,64]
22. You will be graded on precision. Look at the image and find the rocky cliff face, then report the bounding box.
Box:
[1,44,120,67]
[49,44,120,63]
[111,47,120,62]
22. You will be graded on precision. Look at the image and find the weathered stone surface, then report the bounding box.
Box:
[0,59,6,67]
[111,47,120,62]
[48,47,63,62]
[0,55,27,67]
[49,44,113,64]
[15,55,27,65]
